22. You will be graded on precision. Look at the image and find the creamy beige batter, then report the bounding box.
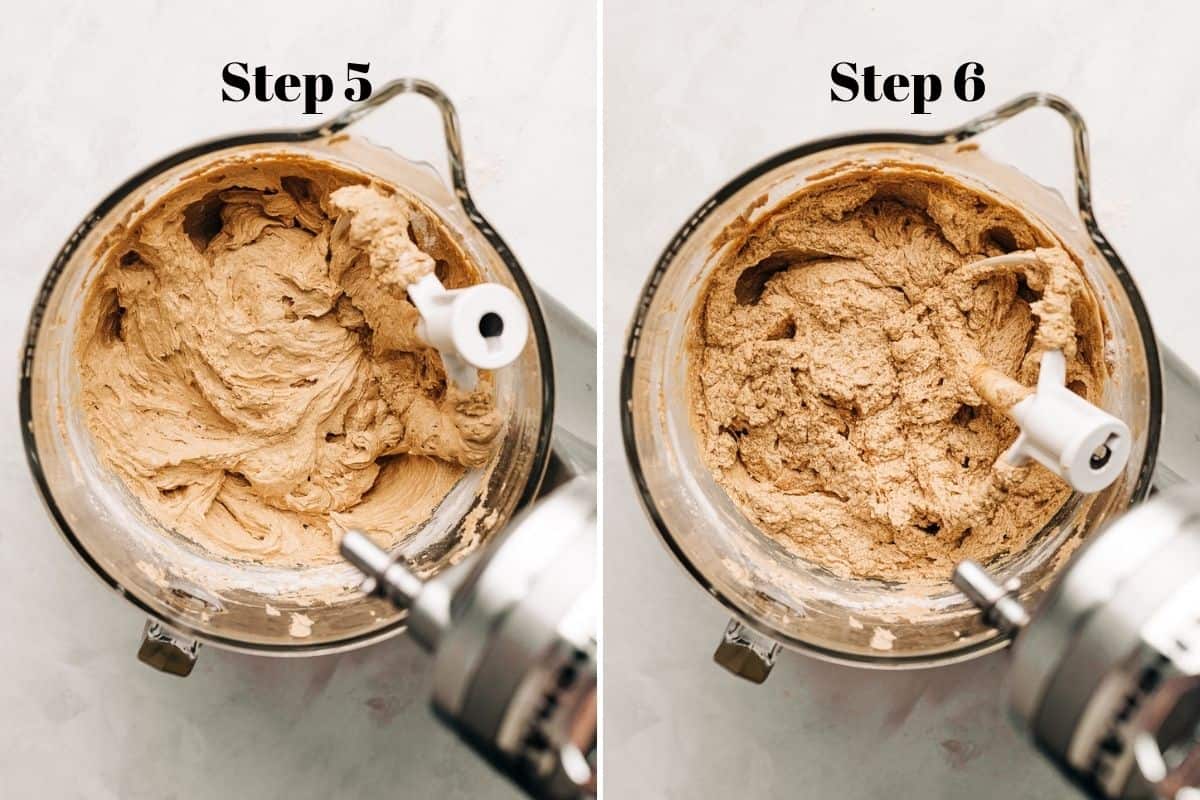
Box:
[689,160,1106,582]
[77,154,500,565]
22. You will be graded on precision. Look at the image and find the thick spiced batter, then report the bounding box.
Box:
[689,160,1106,581]
[77,154,500,565]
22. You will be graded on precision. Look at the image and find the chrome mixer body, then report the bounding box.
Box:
[955,489,1200,799]
[342,459,597,800]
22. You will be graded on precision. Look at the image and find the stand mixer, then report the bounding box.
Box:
[622,93,1200,798]
[22,79,598,799]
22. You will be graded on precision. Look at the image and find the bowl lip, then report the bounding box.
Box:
[19,129,555,656]
[619,127,1162,669]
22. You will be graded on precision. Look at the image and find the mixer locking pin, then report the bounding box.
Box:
[952,560,1030,636]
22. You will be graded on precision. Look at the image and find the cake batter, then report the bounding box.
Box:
[688,160,1106,581]
[77,154,501,565]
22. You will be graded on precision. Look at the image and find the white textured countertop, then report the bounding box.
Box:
[603,0,1200,797]
[0,1,593,797]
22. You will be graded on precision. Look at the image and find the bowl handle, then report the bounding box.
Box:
[938,92,1095,224]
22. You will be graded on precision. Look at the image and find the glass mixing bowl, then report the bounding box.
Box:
[21,80,553,659]
[622,94,1161,668]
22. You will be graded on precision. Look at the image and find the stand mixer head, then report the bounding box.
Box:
[954,488,1200,800]
[341,467,598,800]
